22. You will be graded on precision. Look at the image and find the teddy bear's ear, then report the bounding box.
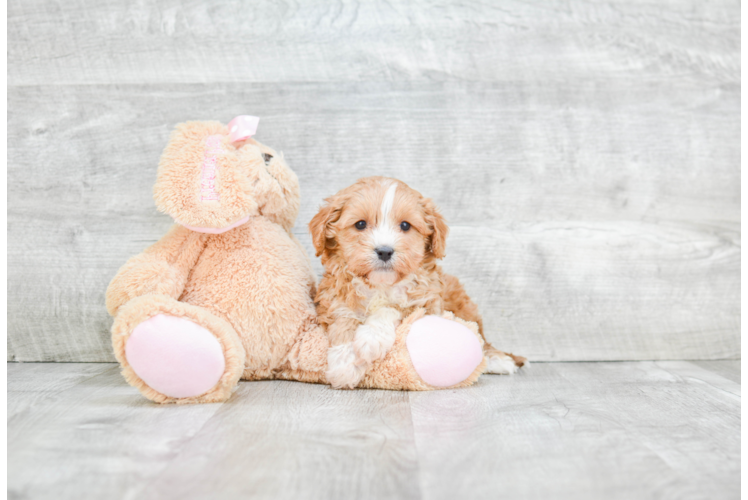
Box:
[309,193,346,258]
[153,121,258,233]
[238,144,301,233]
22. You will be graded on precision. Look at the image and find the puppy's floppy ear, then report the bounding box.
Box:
[423,197,448,259]
[309,194,345,257]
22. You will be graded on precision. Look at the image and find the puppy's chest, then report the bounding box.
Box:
[353,279,436,318]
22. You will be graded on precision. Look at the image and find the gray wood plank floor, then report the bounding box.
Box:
[8,361,740,500]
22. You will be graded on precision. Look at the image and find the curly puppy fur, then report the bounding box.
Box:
[309,176,526,389]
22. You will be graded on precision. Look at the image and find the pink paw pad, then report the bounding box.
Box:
[125,314,226,399]
[406,315,483,387]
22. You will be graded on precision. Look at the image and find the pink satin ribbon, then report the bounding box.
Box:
[227,115,259,143]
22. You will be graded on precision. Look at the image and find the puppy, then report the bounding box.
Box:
[309,176,526,389]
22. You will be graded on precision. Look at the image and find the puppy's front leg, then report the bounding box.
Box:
[325,307,401,389]
[326,316,367,389]
[353,306,401,364]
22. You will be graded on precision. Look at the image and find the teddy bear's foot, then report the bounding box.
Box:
[357,310,486,391]
[126,314,226,399]
[112,294,246,404]
[405,315,485,387]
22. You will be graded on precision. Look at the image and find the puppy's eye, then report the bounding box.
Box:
[355,220,367,230]
[400,221,411,232]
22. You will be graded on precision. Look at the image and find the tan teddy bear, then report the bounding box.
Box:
[106,117,488,404]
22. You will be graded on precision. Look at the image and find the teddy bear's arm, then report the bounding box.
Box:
[105,225,208,316]
[287,232,318,297]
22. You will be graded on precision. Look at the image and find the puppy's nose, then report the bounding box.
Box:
[375,246,394,262]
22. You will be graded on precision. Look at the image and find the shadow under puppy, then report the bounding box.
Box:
[310,176,526,389]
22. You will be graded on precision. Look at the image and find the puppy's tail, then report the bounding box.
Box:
[483,343,528,375]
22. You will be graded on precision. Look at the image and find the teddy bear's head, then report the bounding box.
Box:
[153,117,300,233]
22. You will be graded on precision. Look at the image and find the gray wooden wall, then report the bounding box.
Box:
[8,0,740,362]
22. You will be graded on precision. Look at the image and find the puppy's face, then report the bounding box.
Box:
[310,177,448,286]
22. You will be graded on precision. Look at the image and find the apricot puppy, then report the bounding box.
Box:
[309,176,525,389]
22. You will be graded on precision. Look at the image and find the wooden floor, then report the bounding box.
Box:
[8,361,740,500]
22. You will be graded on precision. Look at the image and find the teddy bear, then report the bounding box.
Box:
[105,116,489,404]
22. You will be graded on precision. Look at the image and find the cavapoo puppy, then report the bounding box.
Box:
[309,176,526,389]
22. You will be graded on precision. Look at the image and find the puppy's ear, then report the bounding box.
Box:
[423,197,448,259]
[309,194,345,257]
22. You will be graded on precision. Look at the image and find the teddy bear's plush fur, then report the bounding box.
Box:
[106,119,488,404]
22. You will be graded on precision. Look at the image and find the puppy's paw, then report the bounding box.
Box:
[326,343,366,389]
[353,325,391,364]
[486,352,521,375]
[353,307,400,364]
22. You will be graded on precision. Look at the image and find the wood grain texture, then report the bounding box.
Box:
[7,361,741,499]
[691,360,741,384]
[8,0,739,86]
[8,84,740,361]
[137,380,419,500]
[7,0,740,362]
[8,362,113,420]
[8,364,226,500]
[409,361,740,500]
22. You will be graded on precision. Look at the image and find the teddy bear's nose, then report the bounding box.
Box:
[375,246,394,262]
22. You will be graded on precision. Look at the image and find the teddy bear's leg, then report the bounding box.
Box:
[357,309,487,391]
[272,317,330,385]
[112,294,246,404]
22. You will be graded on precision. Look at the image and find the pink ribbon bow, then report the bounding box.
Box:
[227,115,260,143]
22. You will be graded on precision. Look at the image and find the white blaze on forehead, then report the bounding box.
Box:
[370,183,399,249]
[380,183,397,222]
